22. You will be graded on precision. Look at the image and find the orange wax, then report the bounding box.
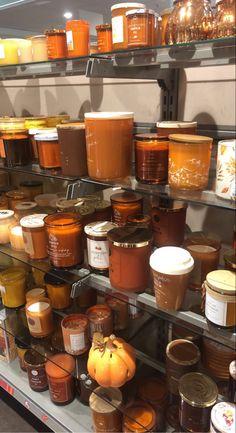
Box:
[110,192,143,226]
[35,132,61,169]
[127,8,155,48]
[6,190,29,211]
[135,133,169,183]
[26,297,54,338]
[20,214,48,260]
[45,29,68,60]
[66,20,89,57]
[96,24,112,52]
[45,353,76,405]
[123,401,157,432]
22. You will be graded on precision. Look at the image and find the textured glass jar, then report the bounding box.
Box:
[214,0,236,38]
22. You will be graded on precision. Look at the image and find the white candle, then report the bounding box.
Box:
[9,225,25,251]
[0,210,15,244]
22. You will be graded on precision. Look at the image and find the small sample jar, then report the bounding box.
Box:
[44,271,71,310]
[105,294,129,331]
[19,181,43,201]
[15,202,38,221]
[111,3,146,50]
[26,288,46,303]
[166,339,200,395]
[24,349,48,392]
[96,24,112,52]
[216,139,236,200]
[123,401,157,433]
[45,353,76,405]
[0,39,18,65]
[8,223,25,251]
[26,297,54,338]
[45,29,68,59]
[57,123,88,177]
[0,119,31,167]
[137,375,168,409]
[15,333,31,371]
[179,373,218,433]
[108,226,152,293]
[89,386,123,433]
[95,201,112,222]
[0,267,26,308]
[156,120,197,136]
[110,192,143,226]
[6,190,29,211]
[61,314,89,355]
[66,20,89,57]
[168,134,213,191]
[135,133,169,183]
[0,195,8,210]
[85,112,134,181]
[224,249,236,272]
[229,360,236,403]
[210,402,235,433]
[85,221,117,273]
[127,213,152,229]
[0,210,15,244]
[126,9,155,48]
[30,35,48,62]
[86,304,113,338]
[35,132,61,169]
[20,214,48,260]
[204,270,236,328]
[44,213,83,268]
[160,8,173,44]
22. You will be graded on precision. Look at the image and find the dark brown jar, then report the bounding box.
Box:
[79,373,97,406]
[15,332,31,371]
[123,400,157,432]
[179,372,218,432]
[127,213,152,229]
[110,192,143,226]
[135,133,169,184]
[45,353,76,405]
[89,386,123,433]
[57,123,88,177]
[24,349,48,392]
[137,375,168,409]
[105,293,129,331]
[95,200,112,222]
[0,118,31,167]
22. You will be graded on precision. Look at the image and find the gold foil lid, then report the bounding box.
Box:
[85,221,116,237]
[179,373,218,408]
[206,270,236,294]
[169,134,213,144]
[108,226,152,248]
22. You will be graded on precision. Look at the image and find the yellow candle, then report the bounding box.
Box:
[9,224,25,251]
[0,39,19,65]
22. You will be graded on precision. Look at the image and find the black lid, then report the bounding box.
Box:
[20,181,43,188]
[44,269,72,286]
[24,349,47,367]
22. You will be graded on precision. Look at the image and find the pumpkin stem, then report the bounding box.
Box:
[106,334,117,352]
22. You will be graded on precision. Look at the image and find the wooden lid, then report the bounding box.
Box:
[206,270,236,294]
[169,134,213,143]
[89,387,122,413]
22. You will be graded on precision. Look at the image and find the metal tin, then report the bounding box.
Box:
[179,373,218,408]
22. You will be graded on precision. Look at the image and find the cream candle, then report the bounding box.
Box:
[0,210,15,244]
[26,297,54,338]
[9,224,25,251]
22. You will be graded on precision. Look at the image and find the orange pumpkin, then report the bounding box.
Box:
[87,333,136,388]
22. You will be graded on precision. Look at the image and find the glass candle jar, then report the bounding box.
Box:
[61,314,89,355]
[123,401,157,433]
[19,181,43,201]
[15,332,31,371]
[156,120,197,136]
[15,202,38,221]
[0,119,31,167]
[57,123,88,177]
[45,353,76,405]
[9,223,25,251]
[85,221,117,273]
[46,115,70,127]
[0,210,15,244]
[66,20,89,57]
[26,297,54,338]
[26,288,46,303]
[105,293,129,331]
[20,214,48,260]
[44,271,71,310]
[45,29,68,59]
[86,304,113,339]
[85,112,134,181]
[160,8,173,44]
[111,2,146,50]
[0,195,8,210]
[35,132,61,169]
[44,213,83,268]
[32,261,50,287]
[168,134,213,190]
[126,8,155,48]
[89,386,123,433]
[96,24,112,52]
[216,139,236,201]
[108,226,152,293]
[24,349,48,392]
[0,267,26,308]
[214,0,236,38]
[0,39,18,65]
[210,402,235,433]
[95,201,112,222]
[202,339,236,380]
[6,190,29,211]
[30,35,48,62]
[135,133,169,183]
[179,373,218,433]
[110,192,143,226]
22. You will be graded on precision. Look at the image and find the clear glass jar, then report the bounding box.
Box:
[0,118,31,167]
[214,0,236,38]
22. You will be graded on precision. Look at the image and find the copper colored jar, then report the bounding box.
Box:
[96,24,112,52]
[105,293,129,331]
[35,132,61,169]
[156,120,197,136]
[66,20,89,57]
[19,181,43,201]
[45,29,67,59]
[44,271,72,310]
[86,304,113,339]
[26,297,54,338]
[137,375,168,409]
[24,349,48,392]
[202,338,236,380]
[111,192,143,226]
[6,190,29,211]
[44,213,83,268]
[126,9,155,48]
[127,213,152,229]
[123,401,157,432]
[90,386,123,433]
[61,314,89,355]
[45,353,76,405]
[20,214,48,260]
[57,123,88,177]
[111,2,146,50]
[0,194,8,210]
[108,226,152,293]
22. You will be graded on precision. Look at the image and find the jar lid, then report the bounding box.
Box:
[15,202,38,211]
[34,132,58,141]
[24,349,47,367]
[179,373,218,408]
[206,270,236,294]
[111,3,145,11]
[211,402,235,433]
[150,247,194,276]
[44,212,81,227]
[20,180,43,188]
[137,376,168,404]
[110,191,142,204]
[20,213,47,228]
[45,353,76,378]
[135,133,168,141]
[85,221,116,237]
[0,117,26,130]
[95,200,111,211]
[44,270,71,286]
[218,139,236,148]
[229,360,236,379]
[0,268,25,283]
[56,122,85,130]
[28,35,46,40]
[126,8,151,16]
[123,401,156,432]
[89,386,122,413]
[96,24,112,31]
[161,7,173,16]
[45,29,66,35]
[6,190,28,199]
[84,112,134,120]
[107,226,152,248]
[156,121,197,128]
[169,134,213,144]
[0,210,14,220]
[166,339,200,365]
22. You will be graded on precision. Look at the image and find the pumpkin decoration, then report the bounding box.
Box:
[87,333,136,388]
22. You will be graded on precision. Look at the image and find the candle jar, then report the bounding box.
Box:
[90,42,98,54]
[105,294,129,331]
[24,349,48,392]
[26,298,54,338]
[96,24,112,52]
[19,181,43,201]
[216,139,236,201]
[45,29,68,59]
[94,201,112,222]
[76,286,97,310]
[214,0,236,38]
[46,115,70,127]
[34,131,61,169]
[168,134,213,190]
[30,35,48,62]
[85,221,117,273]
[0,267,26,308]
[26,288,46,303]
[156,120,197,136]
[57,123,88,177]
[204,270,236,328]
[9,38,32,63]
[179,373,218,433]
[123,401,157,433]
[85,112,134,181]
[110,192,143,226]
[229,360,236,403]
[9,223,25,251]
[160,8,173,44]
[15,332,31,371]
[44,213,83,268]
[137,375,168,409]
[126,9,155,48]
[108,226,152,293]
[66,20,89,57]
[210,402,235,433]
[15,202,38,221]
[44,271,72,310]
[111,2,146,50]
[166,339,200,395]
[127,214,152,229]
[6,190,29,211]
[20,214,48,260]
[0,39,18,65]
[45,353,76,405]
[135,133,169,184]
[32,261,50,287]
[0,210,15,244]
[0,119,31,167]
[0,195,8,210]
[89,386,123,433]
[202,339,236,380]
[61,314,89,355]
[86,304,113,339]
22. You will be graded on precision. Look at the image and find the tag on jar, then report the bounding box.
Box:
[0,285,6,294]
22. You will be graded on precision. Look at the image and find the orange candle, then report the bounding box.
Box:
[66,20,89,57]
[86,304,113,339]
[26,297,54,338]
[110,191,143,226]
[45,29,68,59]
[20,214,48,260]
[45,353,76,405]
[96,24,112,52]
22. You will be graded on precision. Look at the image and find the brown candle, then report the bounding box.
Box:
[89,386,123,433]
[45,353,76,405]
[61,314,90,355]
[137,375,168,409]
[44,271,72,310]
[110,192,143,226]
[86,304,113,338]
[24,349,48,392]
[26,297,54,338]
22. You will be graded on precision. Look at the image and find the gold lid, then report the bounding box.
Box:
[45,29,66,36]
[169,134,213,144]
[108,226,152,248]
[206,270,236,294]
[96,23,112,31]
[56,122,85,130]
[179,373,218,408]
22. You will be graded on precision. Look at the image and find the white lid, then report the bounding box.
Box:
[150,246,194,275]
[156,121,197,128]
[15,202,37,211]
[0,210,14,220]
[85,221,117,237]
[20,214,47,229]
[211,402,235,433]
[218,139,236,148]
[34,132,58,141]
[126,8,151,16]
[111,3,145,11]
[84,112,134,120]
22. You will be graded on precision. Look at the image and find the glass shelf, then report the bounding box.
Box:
[0,162,80,182]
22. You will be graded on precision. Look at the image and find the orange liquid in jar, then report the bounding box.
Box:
[135,134,169,183]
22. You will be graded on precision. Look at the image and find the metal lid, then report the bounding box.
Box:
[96,24,112,30]
[108,226,152,248]
[229,360,236,379]
[179,373,218,408]
[0,210,14,220]
[85,112,134,120]
[169,134,213,144]
[20,214,47,229]
[56,122,85,130]
[224,249,236,270]
[111,191,142,204]
[15,202,38,211]
[156,121,197,128]
[34,132,58,141]
[150,247,194,276]
[211,402,235,433]
[206,270,236,294]
[89,386,122,413]
[135,133,168,141]
[85,221,116,238]
[111,3,145,11]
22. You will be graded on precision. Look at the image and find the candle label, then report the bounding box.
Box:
[87,238,109,269]
[205,292,227,326]
[48,377,73,403]
[27,315,42,333]
[66,30,74,51]
[22,231,34,256]
[29,367,47,390]
[70,333,85,351]
[48,234,72,259]
[112,16,124,44]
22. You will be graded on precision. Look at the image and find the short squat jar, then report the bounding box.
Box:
[61,314,89,355]
[45,353,76,405]
[89,386,123,433]
[0,118,31,167]
[85,221,116,273]
[35,132,61,169]
[110,191,143,226]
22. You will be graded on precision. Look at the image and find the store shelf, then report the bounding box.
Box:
[0,163,80,182]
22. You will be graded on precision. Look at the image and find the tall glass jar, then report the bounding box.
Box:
[96,24,113,52]
[45,29,68,60]
[214,0,236,38]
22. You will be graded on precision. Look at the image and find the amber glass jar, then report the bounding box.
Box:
[35,132,61,169]
[0,118,31,167]
[61,314,89,355]
[156,120,197,136]
[45,353,76,405]
[110,192,143,226]
[20,214,48,260]
[111,2,146,50]
[45,29,67,59]
[126,9,155,48]
[0,194,8,210]
[57,123,88,177]
[108,226,152,293]
[24,349,48,392]
[90,387,123,433]
[106,293,129,331]
[66,20,89,57]
[123,401,157,432]
[160,8,173,44]
[202,338,236,380]
[19,181,43,201]
[86,304,113,338]
[44,213,83,268]
[44,271,72,310]
[135,133,169,183]
[214,0,235,38]
[6,190,29,211]
[96,24,112,52]
[15,333,31,372]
